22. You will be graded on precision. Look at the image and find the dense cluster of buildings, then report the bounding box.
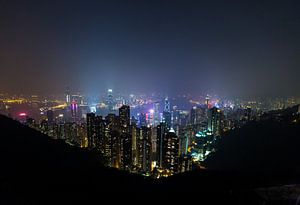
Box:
[1,90,300,177]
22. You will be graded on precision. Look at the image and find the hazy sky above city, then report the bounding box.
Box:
[0,0,299,97]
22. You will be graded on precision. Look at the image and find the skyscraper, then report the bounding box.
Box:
[207,107,223,137]
[119,105,131,170]
[163,129,179,174]
[190,106,208,132]
[154,102,160,126]
[65,87,71,105]
[156,122,167,168]
[105,114,121,168]
[107,89,114,113]
[164,97,170,113]
[137,126,152,174]
[87,113,96,149]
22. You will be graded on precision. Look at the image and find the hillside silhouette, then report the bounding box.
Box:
[205,105,300,175]
[0,113,300,204]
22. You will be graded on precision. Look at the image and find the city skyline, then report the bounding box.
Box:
[0,0,299,97]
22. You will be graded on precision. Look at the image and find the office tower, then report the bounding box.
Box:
[119,105,132,170]
[179,126,189,156]
[46,109,54,125]
[156,122,167,168]
[71,94,84,106]
[137,126,152,174]
[163,129,179,174]
[70,101,80,123]
[107,89,114,113]
[163,111,172,130]
[207,107,223,137]
[164,97,170,113]
[205,96,210,108]
[163,97,172,130]
[148,109,155,126]
[154,102,160,126]
[65,87,71,105]
[190,106,207,125]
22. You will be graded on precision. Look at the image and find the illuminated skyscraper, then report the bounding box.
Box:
[131,124,138,167]
[107,89,114,113]
[163,129,179,174]
[137,126,152,174]
[105,114,121,168]
[87,113,97,148]
[70,101,80,123]
[164,97,170,113]
[65,87,71,105]
[163,97,172,130]
[205,96,210,108]
[156,122,167,168]
[154,102,160,126]
[207,107,223,137]
[190,106,207,125]
[119,105,131,170]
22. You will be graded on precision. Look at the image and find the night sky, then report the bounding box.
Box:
[0,0,299,97]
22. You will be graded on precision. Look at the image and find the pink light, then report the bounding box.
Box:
[19,113,27,117]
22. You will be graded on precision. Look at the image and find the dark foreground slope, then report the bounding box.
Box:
[0,115,152,204]
[205,116,300,174]
[0,114,300,204]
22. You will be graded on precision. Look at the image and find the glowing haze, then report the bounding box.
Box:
[0,0,299,97]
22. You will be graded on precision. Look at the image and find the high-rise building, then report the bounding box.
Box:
[65,87,71,105]
[107,89,114,113]
[154,102,160,126]
[87,113,96,148]
[137,126,152,174]
[163,111,172,130]
[119,105,131,170]
[163,129,179,174]
[131,124,138,167]
[207,107,223,137]
[163,97,172,130]
[164,97,170,113]
[190,106,207,125]
[94,115,105,153]
[156,122,167,168]
[70,101,80,123]
[105,114,121,168]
